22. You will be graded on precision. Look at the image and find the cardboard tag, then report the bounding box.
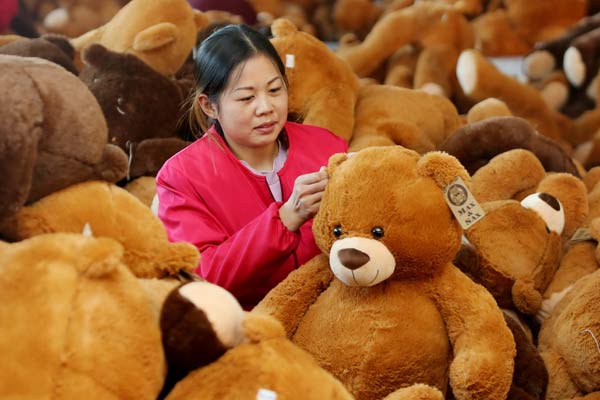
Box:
[570,227,596,244]
[256,388,277,400]
[443,177,485,230]
[285,54,295,68]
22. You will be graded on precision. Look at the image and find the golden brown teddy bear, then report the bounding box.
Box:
[255,146,516,400]
[5,180,199,279]
[270,17,359,141]
[71,0,209,76]
[538,268,600,400]
[0,233,169,399]
[456,149,588,315]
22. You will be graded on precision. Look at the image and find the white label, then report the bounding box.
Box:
[285,54,295,68]
[82,223,93,237]
[257,388,277,400]
[570,227,596,243]
[443,176,485,230]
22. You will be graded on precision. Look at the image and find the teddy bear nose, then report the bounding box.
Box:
[338,248,370,270]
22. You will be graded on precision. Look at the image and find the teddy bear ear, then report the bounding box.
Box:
[326,152,349,176]
[416,151,470,190]
[271,18,298,37]
[41,33,75,59]
[193,9,210,31]
[81,43,111,67]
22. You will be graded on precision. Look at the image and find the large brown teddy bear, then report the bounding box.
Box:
[0,54,127,236]
[71,0,209,76]
[270,18,359,141]
[538,268,600,400]
[79,43,193,179]
[255,146,516,400]
[0,233,170,399]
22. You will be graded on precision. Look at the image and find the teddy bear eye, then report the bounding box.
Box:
[333,226,343,237]
[371,226,384,239]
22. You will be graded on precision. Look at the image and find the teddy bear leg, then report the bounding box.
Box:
[564,27,600,89]
[512,278,543,315]
[414,44,456,98]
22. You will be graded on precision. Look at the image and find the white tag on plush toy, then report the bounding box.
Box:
[570,227,596,243]
[256,388,277,400]
[443,176,485,230]
[285,54,295,68]
[82,223,93,237]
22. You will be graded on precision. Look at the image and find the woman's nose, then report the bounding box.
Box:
[256,93,273,114]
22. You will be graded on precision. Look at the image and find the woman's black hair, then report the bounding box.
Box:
[189,24,288,136]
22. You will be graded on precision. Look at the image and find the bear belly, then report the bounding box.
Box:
[292,280,451,400]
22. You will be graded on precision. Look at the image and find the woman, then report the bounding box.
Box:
[156,24,348,309]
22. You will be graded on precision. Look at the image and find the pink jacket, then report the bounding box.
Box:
[156,122,347,309]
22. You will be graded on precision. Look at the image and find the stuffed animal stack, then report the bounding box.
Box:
[5,0,600,398]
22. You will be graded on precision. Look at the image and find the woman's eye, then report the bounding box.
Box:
[238,96,253,102]
[270,87,282,93]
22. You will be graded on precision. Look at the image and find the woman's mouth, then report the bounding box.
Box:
[255,121,276,133]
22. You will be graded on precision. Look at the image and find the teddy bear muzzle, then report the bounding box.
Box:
[329,237,396,287]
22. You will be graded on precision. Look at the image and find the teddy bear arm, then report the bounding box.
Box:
[336,7,417,77]
[413,45,456,98]
[457,49,562,141]
[128,138,190,179]
[253,254,333,338]
[92,143,129,183]
[540,348,583,400]
[432,265,515,399]
[0,127,37,225]
[544,241,599,299]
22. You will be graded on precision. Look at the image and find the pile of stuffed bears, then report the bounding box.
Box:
[3,0,600,399]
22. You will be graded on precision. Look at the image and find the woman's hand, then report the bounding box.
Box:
[279,167,328,232]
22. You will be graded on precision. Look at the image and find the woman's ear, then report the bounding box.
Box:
[197,94,218,119]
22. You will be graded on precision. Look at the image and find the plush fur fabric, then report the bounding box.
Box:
[0,54,127,234]
[255,146,516,400]
[71,0,209,76]
[10,181,200,279]
[0,234,166,399]
[538,269,600,399]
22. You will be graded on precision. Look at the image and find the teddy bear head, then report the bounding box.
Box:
[0,54,128,235]
[270,17,359,141]
[79,43,192,178]
[313,146,469,286]
[71,0,209,77]
[0,33,78,75]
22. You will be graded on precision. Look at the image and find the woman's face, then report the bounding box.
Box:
[206,54,288,151]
